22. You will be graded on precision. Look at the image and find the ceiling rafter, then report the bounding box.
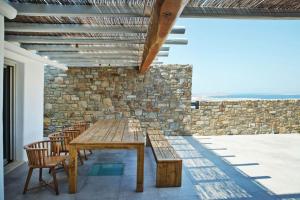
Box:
[139,0,189,73]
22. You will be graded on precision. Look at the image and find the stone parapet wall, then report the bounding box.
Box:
[44,65,192,136]
[192,100,300,135]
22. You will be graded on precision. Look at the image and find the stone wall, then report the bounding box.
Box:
[192,100,300,135]
[44,65,192,136]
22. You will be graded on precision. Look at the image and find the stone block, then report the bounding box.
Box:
[101,80,109,87]
[135,109,143,116]
[45,103,52,110]
[54,77,64,84]
[103,98,113,107]
[79,101,88,108]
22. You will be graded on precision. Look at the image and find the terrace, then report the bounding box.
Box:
[1,1,300,200]
[5,134,300,200]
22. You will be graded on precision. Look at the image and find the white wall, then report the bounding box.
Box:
[4,47,44,161]
[0,15,5,200]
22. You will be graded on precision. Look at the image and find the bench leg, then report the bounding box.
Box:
[156,161,182,187]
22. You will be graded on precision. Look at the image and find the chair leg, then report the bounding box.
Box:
[83,150,88,160]
[77,150,84,165]
[51,167,59,195]
[62,160,68,176]
[23,167,33,194]
[39,168,43,182]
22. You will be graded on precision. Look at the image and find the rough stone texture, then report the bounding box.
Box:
[192,100,300,135]
[44,65,192,136]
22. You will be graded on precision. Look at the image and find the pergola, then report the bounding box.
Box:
[3,0,300,73]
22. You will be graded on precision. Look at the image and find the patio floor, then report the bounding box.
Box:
[5,135,300,200]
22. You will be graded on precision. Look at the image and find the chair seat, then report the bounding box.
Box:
[44,156,67,167]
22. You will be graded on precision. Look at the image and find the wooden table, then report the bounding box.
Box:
[68,119,145,193]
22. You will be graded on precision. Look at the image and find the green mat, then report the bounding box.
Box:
[88,163,124,176]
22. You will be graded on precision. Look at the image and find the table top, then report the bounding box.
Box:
[70,119,145,145]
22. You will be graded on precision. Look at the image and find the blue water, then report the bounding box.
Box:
[210,94,300,100]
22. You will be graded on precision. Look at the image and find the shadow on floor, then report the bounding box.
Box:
[166,136,300,200]
[4,136,300,200]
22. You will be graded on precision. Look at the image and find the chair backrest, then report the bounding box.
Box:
[62,129,81,145]
[48,132,68,155]
[24,140,53,167]
[73,122,89,134]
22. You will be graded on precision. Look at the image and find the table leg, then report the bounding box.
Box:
[136,144,144,192]
[69,145,78,193]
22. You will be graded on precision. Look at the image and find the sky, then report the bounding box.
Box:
[160,18,300,96]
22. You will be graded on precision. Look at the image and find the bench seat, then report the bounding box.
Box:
[147,129,182,187]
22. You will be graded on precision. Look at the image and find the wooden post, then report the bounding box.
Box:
[68,145,77,193]
[136,144,144,192]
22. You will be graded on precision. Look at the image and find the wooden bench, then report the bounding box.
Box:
[147,129,182,187]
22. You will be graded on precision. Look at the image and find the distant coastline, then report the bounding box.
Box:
[192,94,300,101]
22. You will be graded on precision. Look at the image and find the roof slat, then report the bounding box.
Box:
[5,35,187,45]
[9,2,146,17]
[21,44,170,52]
[182,6,300,19]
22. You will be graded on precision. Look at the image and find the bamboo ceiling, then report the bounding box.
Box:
[5,0,156,67]
[5,0,300,68]
[187,0,300,9]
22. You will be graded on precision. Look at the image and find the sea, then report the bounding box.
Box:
[193,94,300,101]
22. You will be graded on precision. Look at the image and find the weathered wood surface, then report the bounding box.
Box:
[71,119,144,145]
[69,119,145,193]
[139,0,189,74]
[147,129,182,187]
[23,140,68,195]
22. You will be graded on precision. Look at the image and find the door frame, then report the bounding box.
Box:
[3,59,16,165]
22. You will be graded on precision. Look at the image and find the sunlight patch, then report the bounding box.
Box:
[195,181,251,200]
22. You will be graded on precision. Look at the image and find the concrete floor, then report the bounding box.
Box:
[4,135,300,200]
[192,134,300,198]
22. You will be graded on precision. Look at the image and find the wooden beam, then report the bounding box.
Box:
[5,35,187,45]
[5,22,147,34]
[22,44,140,51]
[4,41,67,70]
[9,2,145,17]
[0,1,17,19]
[53,58,140,62]
[58,60,139,64]
[5,35,145,44]
[5,22,185,34]
[38,50,142,56]
[38,51,168,57]
[21,44,170,52]
[139,0,189,74]
[60,63,140,67]
[181,7,300,19]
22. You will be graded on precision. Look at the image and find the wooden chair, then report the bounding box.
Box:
[73,122,89,133]
[61,129,84,165]
[65,122,91,160]
[48,132,69,156]
[23,140,67,195]
[74,122,93,158]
